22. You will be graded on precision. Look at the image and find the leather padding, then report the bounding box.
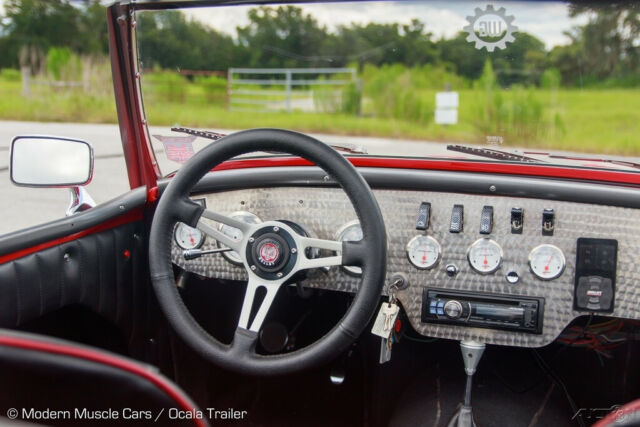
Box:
[149,128,387,376]
[0,222,143,330]
[0,329,207,427]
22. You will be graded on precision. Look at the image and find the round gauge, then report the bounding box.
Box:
[217,211,262,265]
[174,223,205,250]
[467,238,503,274]
[335,220,363,276]
[528,244,565,280]
[406,235,441,270]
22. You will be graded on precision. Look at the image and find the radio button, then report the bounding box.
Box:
[444,300,464,319]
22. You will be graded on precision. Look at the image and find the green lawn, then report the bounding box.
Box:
[1,78,639,156]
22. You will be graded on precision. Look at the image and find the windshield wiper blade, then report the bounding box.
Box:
[171,126,225,141]
[447,144,542,163]
[545,155,640,170]
[170,126,367,154]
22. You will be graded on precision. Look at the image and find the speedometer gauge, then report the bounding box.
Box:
[217,211,262,265]
[467,238,503,274]
[175,223,205,250]
[529,244,565,280]
[406,235,441,269]
[335,220,363,276]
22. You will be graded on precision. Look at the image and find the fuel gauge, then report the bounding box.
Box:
[467,238,503,274]
[529,244,565,280]
[406,235,441,270]
[174,223,205,250]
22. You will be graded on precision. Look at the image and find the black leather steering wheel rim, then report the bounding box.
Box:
[149,128,387,376]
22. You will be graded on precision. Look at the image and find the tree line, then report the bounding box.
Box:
[1,0,638,87]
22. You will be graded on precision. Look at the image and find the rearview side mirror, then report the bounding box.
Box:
[10,135,94,187]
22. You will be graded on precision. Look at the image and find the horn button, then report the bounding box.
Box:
[246,226,298,280]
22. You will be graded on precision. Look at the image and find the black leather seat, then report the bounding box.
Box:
[0,329,209,426]
[595,400,640,427]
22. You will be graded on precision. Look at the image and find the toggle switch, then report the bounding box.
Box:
[416,202,431,230]
[542,208,555,236]
[450,204,464,233]
[511,207,524,234]
[480,205,493,234]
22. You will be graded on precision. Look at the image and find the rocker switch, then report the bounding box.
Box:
[450,205,464,233]
[511,207,524,234]
[416,202,431,231]
[542,208,555,236]
[480,206,493,234]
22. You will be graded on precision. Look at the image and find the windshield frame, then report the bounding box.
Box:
[124,0,640,187]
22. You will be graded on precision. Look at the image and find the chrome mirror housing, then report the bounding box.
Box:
[10,136,94,187]
[10,135,96,216]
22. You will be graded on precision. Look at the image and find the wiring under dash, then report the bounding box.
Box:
[556,318,640,359]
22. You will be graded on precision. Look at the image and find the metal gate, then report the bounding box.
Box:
[227,67,357,113]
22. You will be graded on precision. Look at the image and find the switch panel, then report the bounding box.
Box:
[480,205,493,234]
[416,202,431,230]
[511,207,523,234]
[574,238,617,313]
[450,204,464,233]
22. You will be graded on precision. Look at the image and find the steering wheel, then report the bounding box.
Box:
[149,129,387,376]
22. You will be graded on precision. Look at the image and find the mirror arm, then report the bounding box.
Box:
[66,186,96,216]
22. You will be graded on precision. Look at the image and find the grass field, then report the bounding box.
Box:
[1,77,639,156]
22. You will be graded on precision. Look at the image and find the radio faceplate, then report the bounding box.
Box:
[421,288,544,334]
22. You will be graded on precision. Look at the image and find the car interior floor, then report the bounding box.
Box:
[18,276,640,427]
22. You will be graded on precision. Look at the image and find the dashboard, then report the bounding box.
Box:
[169,167,640,348]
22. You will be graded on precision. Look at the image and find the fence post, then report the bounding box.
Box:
[227,68,232,110]
[21,67,31,97]
[285,70,292,113]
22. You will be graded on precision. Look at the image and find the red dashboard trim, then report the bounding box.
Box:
[0,334,207,427]
[0,208,144,265]
[212,157,640,186]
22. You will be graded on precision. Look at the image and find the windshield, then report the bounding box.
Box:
[135,1,640,175]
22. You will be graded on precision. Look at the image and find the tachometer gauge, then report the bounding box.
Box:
[335,220,363,276]
[217,211,262,265]
[529,244,565,280]
[467,238,503,274]
[406,235,441,270]
[175,223,205,250]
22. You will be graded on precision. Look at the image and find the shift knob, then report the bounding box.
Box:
[460,341,485,376]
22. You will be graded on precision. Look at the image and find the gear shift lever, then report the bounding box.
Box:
[448,341,486,427]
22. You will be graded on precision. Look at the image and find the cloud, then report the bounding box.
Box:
[179,1,589,49]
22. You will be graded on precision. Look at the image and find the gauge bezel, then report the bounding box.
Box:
[528,244,566,280]
[216,211,263,265]
[174,222,205,250]
[406,235,442,270]
[334,219,363,276]
[466,238,503,275]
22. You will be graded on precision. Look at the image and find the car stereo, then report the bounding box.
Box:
[421,288,544,334]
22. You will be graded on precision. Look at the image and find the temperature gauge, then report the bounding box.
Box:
[406,235,441,270]
[218,211,262,265]
[467,238,503,274]
[529,244,565,280]
[335,220,363,276]
[174,223,205,250]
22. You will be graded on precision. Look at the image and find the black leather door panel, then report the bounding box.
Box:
[0,222,144,330]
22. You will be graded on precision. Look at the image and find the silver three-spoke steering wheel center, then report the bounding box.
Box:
[197,209,344,333]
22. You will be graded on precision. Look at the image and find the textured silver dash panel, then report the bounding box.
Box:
[171,188,640,348]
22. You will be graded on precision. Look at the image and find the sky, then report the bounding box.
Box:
[181,1,589,49]
[0,1,589,49]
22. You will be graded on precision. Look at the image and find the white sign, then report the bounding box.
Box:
[435,91,459,125]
